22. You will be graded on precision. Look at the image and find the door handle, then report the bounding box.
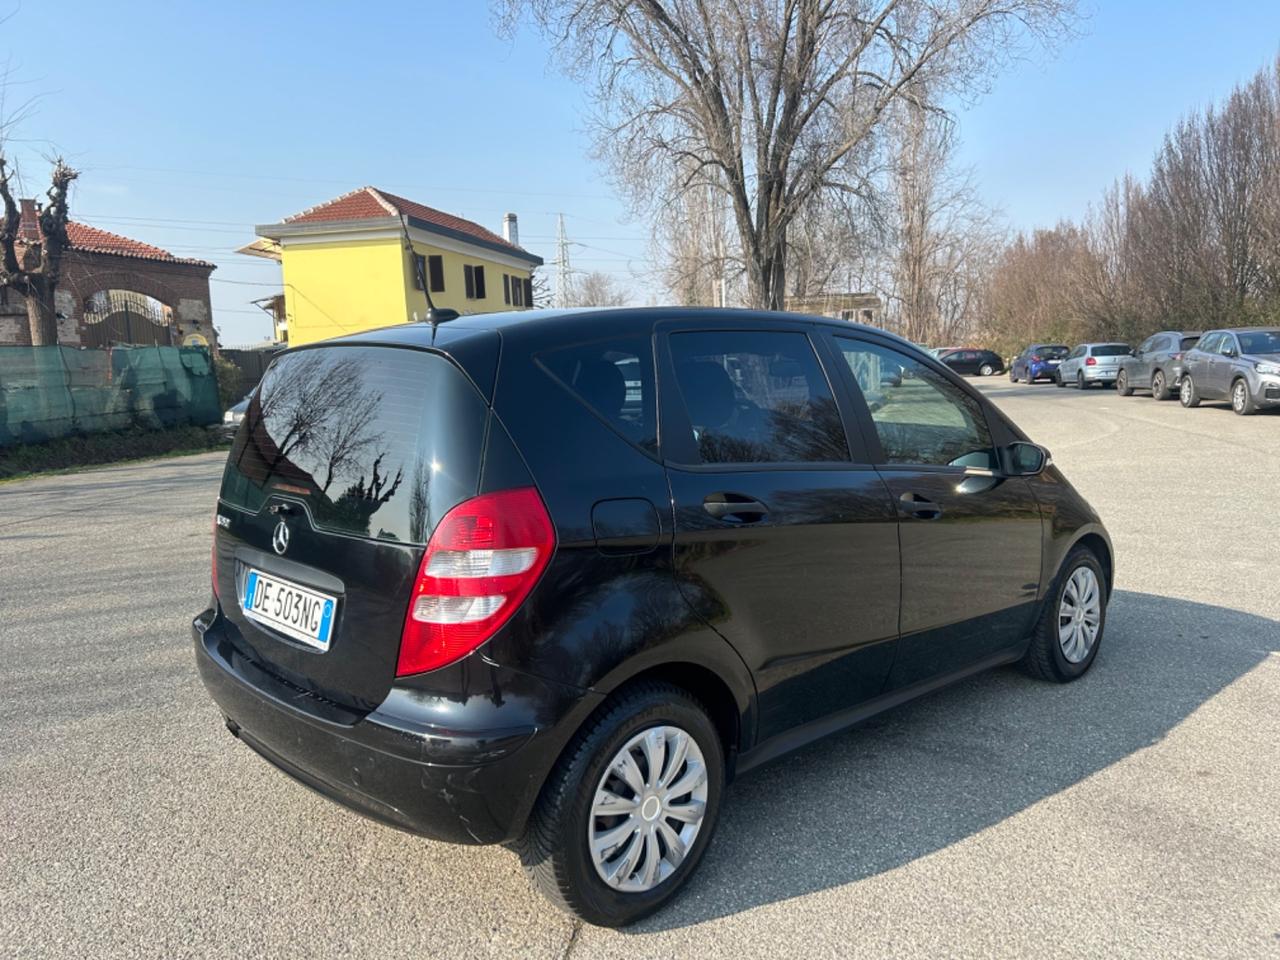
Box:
[899,492,943,520]
[703,494,769,523]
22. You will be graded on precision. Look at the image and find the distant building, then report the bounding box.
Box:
[785,292,883,325]
[246,187,544,346]
[0,199,217,347]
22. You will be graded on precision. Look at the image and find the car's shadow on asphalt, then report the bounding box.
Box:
[627,590,1278,932]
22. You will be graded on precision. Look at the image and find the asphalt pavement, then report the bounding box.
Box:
[2,380,1278,959]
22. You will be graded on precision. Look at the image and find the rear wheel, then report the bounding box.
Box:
[1056,370,1066,388]
[1076,371,1087,390]
[1231,378,1257,415]
[980,363,995,377]
[1151,370,1170,400]
[1021,546,1107,683]
[519,682,724,927]
[1116,371,1134,396]
[1009,369,1018,383]
[1180,374,1201,407]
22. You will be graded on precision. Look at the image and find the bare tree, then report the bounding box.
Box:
[568,270,630,306]
[497,0,1076,309]
[0,154,78,345]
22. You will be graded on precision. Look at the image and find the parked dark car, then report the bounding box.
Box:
[195,308,1113,926]
[1010,344,1069,383]
[940,348,1005,377]
[1179,327,1280,414]
[1115,331,1201,400]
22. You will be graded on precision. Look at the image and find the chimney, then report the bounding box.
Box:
[18,198,41,240]
[502,213,519,247]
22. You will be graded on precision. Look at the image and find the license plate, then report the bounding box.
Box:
[242,568,336,650]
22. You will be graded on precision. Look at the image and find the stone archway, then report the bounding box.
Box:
[79,289,176,347]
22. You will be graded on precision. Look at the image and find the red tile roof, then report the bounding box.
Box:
[16,203,215,267]
[282,186,529,255]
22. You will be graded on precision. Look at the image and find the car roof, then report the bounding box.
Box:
[315,306,921,353]
[1215,326,1280,334]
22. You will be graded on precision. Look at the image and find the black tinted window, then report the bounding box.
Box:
[1040,345,1069,359]
[836,338,996,470]
[1091,344,1130,357]
[669,330,849,464]
[539,337,656,453]
[1179,336,1200,351]
[220,346,485,543]
[1238,330,1280,354]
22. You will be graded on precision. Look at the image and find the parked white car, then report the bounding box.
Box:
[1056,342,1131,389]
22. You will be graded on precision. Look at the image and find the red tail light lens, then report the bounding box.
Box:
[1085,356,1097,366]
[1172,352,1183,361]
[397,487,555,676]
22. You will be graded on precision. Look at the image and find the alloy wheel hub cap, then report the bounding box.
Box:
[1058,566,1102,664]
[588,725,709,893]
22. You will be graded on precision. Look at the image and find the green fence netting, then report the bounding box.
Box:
[0,345,222,447]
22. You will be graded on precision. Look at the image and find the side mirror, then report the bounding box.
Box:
[1003,441,1051,477]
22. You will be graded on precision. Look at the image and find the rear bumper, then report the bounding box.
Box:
[192,607,598,845]
[1028,362,1059,380]
[1082,367,1117,382]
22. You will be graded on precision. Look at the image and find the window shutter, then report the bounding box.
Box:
[428,255,445,293]
[464,265,475,299]
[412,254,426,290]
[474,266,486,300]
[523,277,533,308]
[503,274,511,305]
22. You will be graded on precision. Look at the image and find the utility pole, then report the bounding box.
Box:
[555,214,573,308]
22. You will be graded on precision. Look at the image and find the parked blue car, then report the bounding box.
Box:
[1010,344,1070,383]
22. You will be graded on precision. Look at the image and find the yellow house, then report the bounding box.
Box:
[247,187,543,346]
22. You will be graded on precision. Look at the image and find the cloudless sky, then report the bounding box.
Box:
[4,0,1280,343]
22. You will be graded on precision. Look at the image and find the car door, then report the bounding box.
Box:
[950,351,979,375]
[659,323,901,743]
[825,334,1044,689]
[1185,332,1220,392]
[1131,336,1157,383]
[1209,333,1241,398]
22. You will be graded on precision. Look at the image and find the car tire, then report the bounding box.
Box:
[1076,371,1087,390]
[1056,371,1066,388]
[1151,370,1171,400]
[518,681,724,927]
[1231,378,1257,416]
[1009,369,1018,383]
[980,363,995,377]
[1116,371,1133,396]
[1020,546,1107,683]
[1180,374,1201,408]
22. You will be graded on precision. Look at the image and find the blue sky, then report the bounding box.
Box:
[4,0,1279,343]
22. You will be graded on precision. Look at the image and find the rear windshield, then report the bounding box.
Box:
[1091,345,1130,357]
[1038,345,1069,359]
[1179,336,1200,351]
[220,346,487,543]
[1238,330,1280,354]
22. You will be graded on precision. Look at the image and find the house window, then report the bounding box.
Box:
[523,277,533,308]
[464,265,486,300]
[428,255,444,293]
[511,276,524,307]
[503,274,511,305]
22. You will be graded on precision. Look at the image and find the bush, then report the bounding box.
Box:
[0,425,228,481]
[213,356,244,411]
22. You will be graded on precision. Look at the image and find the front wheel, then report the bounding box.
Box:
[980,363,995,377]
[1180,374,1201,407]
[1056,371,1066,388]
[1021,546,1108,682]
[1009,369,1018,383]
[1231,378,1257,415]
[1116,371,1134,396]
[519,682,724,927]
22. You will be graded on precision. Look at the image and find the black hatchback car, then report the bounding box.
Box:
[195,308,1112,926]
[939,347,1005,376]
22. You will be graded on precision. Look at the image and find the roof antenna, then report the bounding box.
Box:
[400,214,459,328]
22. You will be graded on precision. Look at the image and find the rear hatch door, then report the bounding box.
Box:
[214,343,490,711]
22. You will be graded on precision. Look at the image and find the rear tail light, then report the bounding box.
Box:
[1085,356,1097,366]
[1172,352,1183,361]
[397,487,555,676]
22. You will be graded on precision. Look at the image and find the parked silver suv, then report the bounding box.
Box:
[1056,343,1131,389]
[1179,327,1280,415]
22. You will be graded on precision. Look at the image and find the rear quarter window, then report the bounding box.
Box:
[220,345,487,543]
[537,337,657,454]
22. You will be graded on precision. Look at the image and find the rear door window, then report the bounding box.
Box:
[538,337,656,453]
[220,346,486,543]
[667,330,849,464]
